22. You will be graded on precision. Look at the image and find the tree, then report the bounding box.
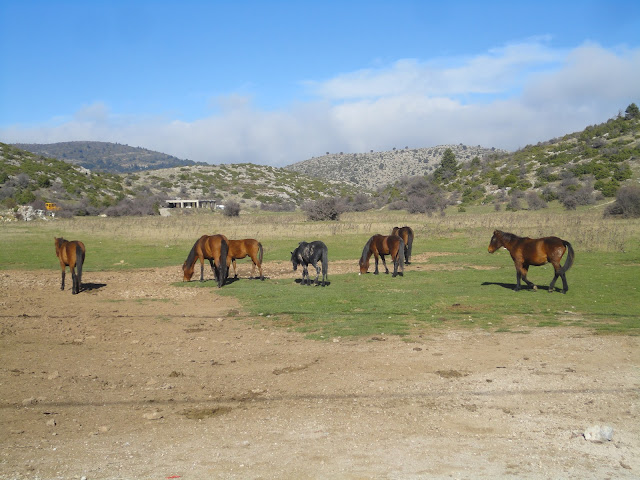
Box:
[624,103,639,120]
[433,148,459,181]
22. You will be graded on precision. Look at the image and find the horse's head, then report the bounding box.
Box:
[182,261,194,281]
[359,257,369,275]
[290,250,299,271]
[488,230,503,253]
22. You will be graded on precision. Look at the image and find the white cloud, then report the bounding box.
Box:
[2,40,639,166]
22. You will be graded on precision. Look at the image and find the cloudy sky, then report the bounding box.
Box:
[1,0,639,166]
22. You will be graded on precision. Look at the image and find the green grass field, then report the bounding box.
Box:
[2,206,639,337]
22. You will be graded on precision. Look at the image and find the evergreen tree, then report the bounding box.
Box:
[625,103,639,119]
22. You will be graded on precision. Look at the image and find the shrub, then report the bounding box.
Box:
[604,185,640,218]
[302,197,342,221]
[526,192,548,210]
[222,200,241,217]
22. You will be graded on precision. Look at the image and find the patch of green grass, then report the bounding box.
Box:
[183,250,639,338]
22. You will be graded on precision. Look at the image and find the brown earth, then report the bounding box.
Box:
[1,261,639,480]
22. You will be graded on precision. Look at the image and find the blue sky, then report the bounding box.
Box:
[1,0,639,166]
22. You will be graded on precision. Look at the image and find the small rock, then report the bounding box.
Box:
[143,411,163,420]
[22,397,36,406]
[47,371,60,380]
[46,419,57,427]
[584,425,614,443]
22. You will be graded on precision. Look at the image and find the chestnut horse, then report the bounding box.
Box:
[488,230,574,293]
[359,234,405,277]
[54,237,85,294]
[227,239,264,280]
[391,226,414,265]
[182,234,229,288]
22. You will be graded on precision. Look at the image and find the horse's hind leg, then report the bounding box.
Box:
[60,268,66,291]
[71,266,78,294]
[380,255,389,274]
[313,262,321,286]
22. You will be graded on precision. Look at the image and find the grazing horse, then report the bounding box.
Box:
[359,234,405,277]
[182,234,229,288]
[54,237,85,294]
[227,239,264,280]
[488,230,575,293]
[290,241,328,286]
[391,226,414,265]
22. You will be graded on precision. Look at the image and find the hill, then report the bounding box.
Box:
[378,104,640,212]
[12,141,199,173]
[0,143,360,215]
[286,144,506,190]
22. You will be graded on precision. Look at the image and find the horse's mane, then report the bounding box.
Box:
[360,235,375,264]
[185,236,201,267]
[495,230,522,244]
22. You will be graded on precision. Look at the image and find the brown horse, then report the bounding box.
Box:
[391,226,414,265]
[54,237,86,294]
[182,234,229,288]
[227,239,264,280]
[359,234,405,277]
[488,230,575,293]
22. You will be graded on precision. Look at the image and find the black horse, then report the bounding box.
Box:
[291,241,329,286]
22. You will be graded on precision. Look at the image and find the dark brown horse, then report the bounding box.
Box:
[182,234,229,288]
[488,230,574,293]
[359,234,405,277]
[54,237,86,294]
[227,239,264,280]
[391,226,414,265]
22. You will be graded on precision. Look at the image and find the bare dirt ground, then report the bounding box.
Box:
[1,262,639,480]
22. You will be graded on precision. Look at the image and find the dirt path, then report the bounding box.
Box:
[1,266,638,479]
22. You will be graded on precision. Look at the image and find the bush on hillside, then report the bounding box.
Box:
[302,197,342,221]
[604,185,640,218]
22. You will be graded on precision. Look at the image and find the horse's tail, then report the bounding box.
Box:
[258,242,263,266]
[406,229,414,261]
[75,243,84,286]
[560,240,574,274]
[322,244,329,278]
[397,238,405,272]
[218,239,229,287]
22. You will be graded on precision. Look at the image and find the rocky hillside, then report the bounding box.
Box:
[286,144,506,189]
[12,141,199,173]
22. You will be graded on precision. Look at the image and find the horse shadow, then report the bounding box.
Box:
[481,281,562,292]
[294,279,331,287]
[81,282,107,292]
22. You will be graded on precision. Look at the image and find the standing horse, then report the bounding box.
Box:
[359,234,405,277]
[54,237,85,294]
[488,230,574,293]
[182,234,229,288]
[227,239,264,280]
[391,226,414,265]
[290,241,328,286]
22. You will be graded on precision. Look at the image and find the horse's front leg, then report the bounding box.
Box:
[302,265,309,285]
[200,260,206,282]
[373,254,380,275]
[232,259,238,279]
